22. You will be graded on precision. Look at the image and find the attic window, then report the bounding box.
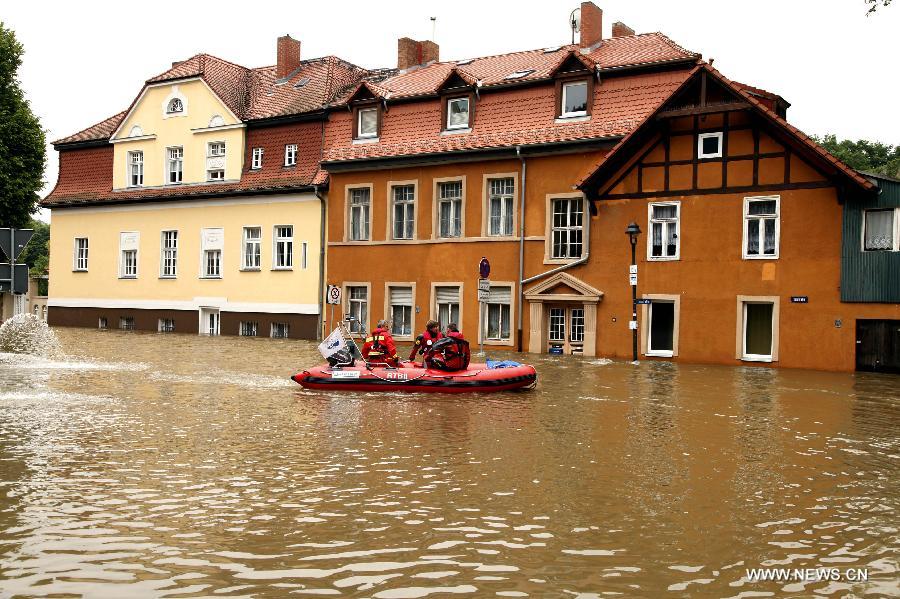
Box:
[456,58,474,66]
[294,77,310,88]
[167,98,184,114]
[543,46,562,53]
[504,69,535,80]
[698,132,723,159]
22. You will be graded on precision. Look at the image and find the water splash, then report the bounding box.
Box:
[0,313,63,357]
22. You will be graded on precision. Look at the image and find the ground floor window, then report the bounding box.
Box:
[435,285,460,330]
[484,285,512,341]
[240,321,258,336]
[120,316,135,331]
[202,309,220,336]
[648,301,675,357]
[99,317,108,330]
[347,286,368,333]
[271,322,289,338]
[158,318,175,332]
[570,308,585,342]
[389,286,413,336]
[742,302,774,361]
[549,308,565,342]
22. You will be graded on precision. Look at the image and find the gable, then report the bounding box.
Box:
[525,272,603,301]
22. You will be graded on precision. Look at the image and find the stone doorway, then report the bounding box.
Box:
[524,272,603,357]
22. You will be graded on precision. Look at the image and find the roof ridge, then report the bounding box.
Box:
[51,110,126,145]
[444,43,578,67]
[646,32,699,58]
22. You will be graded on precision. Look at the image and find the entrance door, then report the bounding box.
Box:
[547,305,585,355]
[200,308,220,336]
[856,319,900,374]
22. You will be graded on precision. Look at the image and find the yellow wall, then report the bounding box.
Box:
[48,195,322,311]
[111,79,245,189]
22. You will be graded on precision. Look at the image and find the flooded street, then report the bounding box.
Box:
[1,328,898,597]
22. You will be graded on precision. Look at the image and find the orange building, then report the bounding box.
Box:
[321,3,899,371]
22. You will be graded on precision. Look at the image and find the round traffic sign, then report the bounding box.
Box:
[479,257,490,279]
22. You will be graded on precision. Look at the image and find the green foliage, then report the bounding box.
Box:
[17,217,49,276]
[0,22,46,228]
[813,134,900,178]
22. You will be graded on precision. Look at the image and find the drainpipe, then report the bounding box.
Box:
[516,146,526,352]
[313,185,327,340]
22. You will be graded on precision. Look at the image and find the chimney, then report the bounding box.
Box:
[579,2,603,48]
[611,21,635,37]
[397,37,440,70]
[276,35,301,79]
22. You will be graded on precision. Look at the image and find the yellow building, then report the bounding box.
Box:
[44,38,369,338]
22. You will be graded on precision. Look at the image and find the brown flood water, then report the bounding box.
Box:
[0,327,898,598]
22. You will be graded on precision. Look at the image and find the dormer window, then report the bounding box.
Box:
[505,69,534,80]
[698,132,723,159]
[561,80,589,118]
[167,98,184,114]
[446,97,470,130]
[357,107,379,139]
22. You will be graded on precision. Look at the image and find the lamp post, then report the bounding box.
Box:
[625,222,641,363]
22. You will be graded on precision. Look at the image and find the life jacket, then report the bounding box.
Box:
[363,327,399,366]
[425,336,471,372]
[447,331,465,340]
[409,329,444,361]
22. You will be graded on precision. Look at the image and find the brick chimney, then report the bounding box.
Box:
[611,21,635,37]
[579,2,603,48]
[276,35,301,79]
[397,37,439,70]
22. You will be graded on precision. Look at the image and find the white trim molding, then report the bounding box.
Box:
[48,297,319,314]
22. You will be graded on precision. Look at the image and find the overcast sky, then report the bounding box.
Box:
[4,0,897,222]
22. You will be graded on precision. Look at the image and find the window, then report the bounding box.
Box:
[167,147,183,184]
[201,228,224,278]
[240,321,258,336]
[202,309,220,336]
[271,323,290,338]
[488,177,515,236]
[74,237,89,271]
[549,308,565,342]
[438,181,463,238]
[436,286,460,330]
[284,144,297,166]
[744,196,780,259]
[242,227,261,269]
[647,301,675,357]
[274,225,293,269]
[698,132,723,159]
[158,318,175,333]
[166,98,183,114]
[648,202,679,260]
[128,151,144,187]
[349,187,370,241]
[208,142,226,157]
[863,209,898,251]
[561,80,588,117]
[301,241,308,269]
[347,286,368,333]
[120,316,135,331]
[743,302,774,361]
[160,230,178,278]
[389,286,413,337]
[207,169,224,181]
[504,69,534,80]
[357,107,378,139]
[98,317,108,330]
[550,197,584,259]
[119,232,139,278]
[570,308,585,343]
[251,147,264,169]
[392,185,415,240]
[447,97,470,129]
[484,285,512,341]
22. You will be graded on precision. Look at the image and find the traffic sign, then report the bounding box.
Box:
[478,278,490,292]
[629,264,638,275]
[0,229,34,261]
[0,263,29,294]
[326,285,342,305]
[479,257,490,279]
[629,273,638,286]
[634,298,652,305]
[478,288,491,302]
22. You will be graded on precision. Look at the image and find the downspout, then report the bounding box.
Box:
[313,184,326,341]
[516,146,526,352]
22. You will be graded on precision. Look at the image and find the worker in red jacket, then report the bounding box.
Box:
[362,320,400,367]
[408,319,443,362]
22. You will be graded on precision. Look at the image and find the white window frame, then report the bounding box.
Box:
[273,225,294,270]
[301,241,308,269]
[486,176,516,237]
[160,230,178,278]
[207,141,226,157]
[479,282,515,346]
[240,321,258,336]
[348,186,371,241]
[284,144,298,166]
[251,147,264,170]
[242,226,262,270]
[698,131,723,159]
[203,249,222,278]
[549,196,585,260]
[199,228,224,279]
[386,284,415,339]
[646,300,676,357]
[119,232,139,279]
[357,107,378,139]
[742,195,781,260]
[740,300,776,362]
[158,318,175,333]
[166,98,184,114]
[391,184,416,240]
[647,201,681,261]
[128,150,144,187]
[560,80,589,118]
[446,96,470,130]
[345,284,369,334]
[166,146,183,184]
[73,237,89,271]
[436,179,464,238]
[861,207,900,252]
[207,168,225,181]
[271,322,290,339]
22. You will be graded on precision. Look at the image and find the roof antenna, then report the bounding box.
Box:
[430,17,437,41]
[569,8,581,44]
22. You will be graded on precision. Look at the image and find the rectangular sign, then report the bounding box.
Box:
[634,298,652,305]
[478,278,490,291]
[629,265,638,275]
[629,273,638,286]
[628,320,638,330]
[478,289,491,302]
[331,370,361,379]
[790,296,809,303]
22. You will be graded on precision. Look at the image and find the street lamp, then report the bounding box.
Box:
[625,222,641,362]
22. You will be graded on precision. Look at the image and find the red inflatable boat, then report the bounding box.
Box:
[292,362,537,394]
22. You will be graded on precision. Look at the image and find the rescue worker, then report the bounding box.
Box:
[408,319,443,362]
[362,319,400,367]
[445,323,464,340]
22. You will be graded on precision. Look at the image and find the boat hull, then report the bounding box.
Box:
[292,362,536,393]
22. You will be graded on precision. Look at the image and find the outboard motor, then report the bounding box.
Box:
[425,337,471,372]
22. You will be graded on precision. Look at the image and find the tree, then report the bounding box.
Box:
[17,217,48,276]
[813,134,900,178]
[0,23,46,229]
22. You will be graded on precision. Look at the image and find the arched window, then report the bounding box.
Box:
[208,115,225,128]
[128,125,143,137]
[167,98,184,113]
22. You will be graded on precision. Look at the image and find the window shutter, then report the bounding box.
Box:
[488,285,511,304]
[436,286,460,303]
[390,287,413,306]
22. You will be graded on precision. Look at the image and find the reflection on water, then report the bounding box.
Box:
[0,328,898,597]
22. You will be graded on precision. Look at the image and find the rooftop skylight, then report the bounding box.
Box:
[504,69,535,80]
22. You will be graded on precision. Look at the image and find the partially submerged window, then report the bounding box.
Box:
[742,302,775,362]
[347,286,368,333]
[389,286,413,337]
[435,286,460,331]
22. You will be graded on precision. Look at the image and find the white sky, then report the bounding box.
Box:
[4,0,897,222]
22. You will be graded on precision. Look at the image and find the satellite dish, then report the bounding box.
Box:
[571,8,581,33]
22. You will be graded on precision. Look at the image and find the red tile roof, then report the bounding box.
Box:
[53,111,127,146]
